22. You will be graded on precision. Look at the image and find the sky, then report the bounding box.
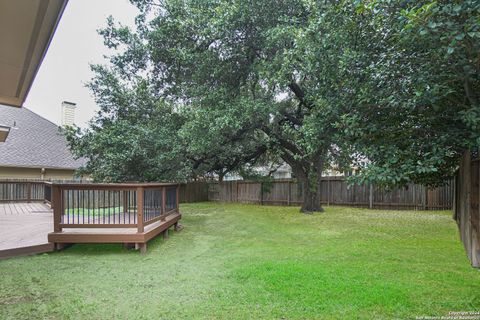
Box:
[24,0,138,128]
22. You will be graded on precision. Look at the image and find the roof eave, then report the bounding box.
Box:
[0,0,69,107]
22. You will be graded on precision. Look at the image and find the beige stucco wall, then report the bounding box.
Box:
[0,166,79,180]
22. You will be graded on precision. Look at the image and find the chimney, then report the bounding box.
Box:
[61,101,76,126]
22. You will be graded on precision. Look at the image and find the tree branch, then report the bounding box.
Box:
[288,82,313,109]
[464,77,479,107]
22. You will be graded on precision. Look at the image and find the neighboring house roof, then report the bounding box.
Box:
[0,104,85,170]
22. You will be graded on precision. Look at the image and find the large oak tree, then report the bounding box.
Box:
[72,0,368,212]
[67,0,479,213]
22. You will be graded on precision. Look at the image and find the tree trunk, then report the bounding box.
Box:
[280,151,325,214]
[298,175,324,213]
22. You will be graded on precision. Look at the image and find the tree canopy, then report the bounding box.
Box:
[341,0,479,186]
[67,0,480,212]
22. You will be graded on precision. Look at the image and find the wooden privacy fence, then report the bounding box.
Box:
[179,181,209,203]
[454,150,479,267]
[0,178,454,210]
[209,177,454,210]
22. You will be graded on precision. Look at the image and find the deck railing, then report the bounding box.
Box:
[0,180,47,202]
[51,183,180,233]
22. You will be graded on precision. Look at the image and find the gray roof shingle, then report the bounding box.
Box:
[0,105,86,169]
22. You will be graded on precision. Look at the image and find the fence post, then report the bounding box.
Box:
[52,185,62,232]
[413,184,417,210]
[137,187,144,233]
[287,180,291,206]
[452,176,456,218]
[260,182,263,205]
[235,180,239,203]
[327,178,330,206]
[423,186,428,210]
[369,184,373,209]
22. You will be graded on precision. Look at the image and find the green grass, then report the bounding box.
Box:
[63,206,125,216]
[1,203,479,319]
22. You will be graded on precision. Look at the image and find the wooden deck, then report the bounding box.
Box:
[0,202,54,259]
[0,182,183,258]
[0,202,182,259]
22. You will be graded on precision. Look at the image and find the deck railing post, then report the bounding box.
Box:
[26,182,31,203]
[176,184,180,213]
[49,186,53,209]
[123,190,128,214]
[161,186,166,221]
[52,185,62,232]
[137,187,144,233]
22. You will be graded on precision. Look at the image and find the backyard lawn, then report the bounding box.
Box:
[1,203,479,319]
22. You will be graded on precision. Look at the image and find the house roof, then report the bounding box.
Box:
[0,0,68,107]
[0,104,85,170]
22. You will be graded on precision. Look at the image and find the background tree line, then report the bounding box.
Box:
[66,0,479,213]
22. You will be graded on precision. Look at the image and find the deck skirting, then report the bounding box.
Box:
[48,213,181,246]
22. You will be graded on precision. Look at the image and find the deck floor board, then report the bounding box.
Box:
[0,203,54,257]
[0,202,51,215]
